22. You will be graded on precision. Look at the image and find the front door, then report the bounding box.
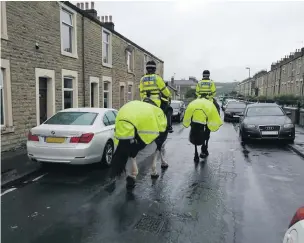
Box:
[39,77,48,124]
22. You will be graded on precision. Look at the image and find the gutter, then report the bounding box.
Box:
[82,15,85,107]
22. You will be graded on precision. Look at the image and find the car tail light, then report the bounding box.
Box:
[70,133,94,143]
[289,206,304,228]
[28,131,39,141]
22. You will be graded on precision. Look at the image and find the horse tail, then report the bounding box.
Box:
[110,140,130,178]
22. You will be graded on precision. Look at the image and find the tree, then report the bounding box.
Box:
[185,88,196,98]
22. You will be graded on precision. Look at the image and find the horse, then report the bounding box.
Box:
[183,98,222,163]
[110,100,171,190]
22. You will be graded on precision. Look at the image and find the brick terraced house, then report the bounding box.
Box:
[0,1,164,152]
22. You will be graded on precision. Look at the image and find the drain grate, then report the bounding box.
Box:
[134,215,165,234]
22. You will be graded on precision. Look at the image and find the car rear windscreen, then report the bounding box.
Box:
[171,103,180,109]
[246,107,284,117]
[227,103,246,109]
[44,112,98,125]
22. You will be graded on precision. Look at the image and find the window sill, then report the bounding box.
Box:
[102,62,113,68]
[61,50,78,59]
[1,34,8,40]
[1,126,15,134]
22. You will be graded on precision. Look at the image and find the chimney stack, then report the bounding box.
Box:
[91,1,94,9]
[101,16,105,22]
[109,15,112,22]
[101,15,115,30]
[171,76,174,84]
[105,16,109,22]
[85,2,89,9]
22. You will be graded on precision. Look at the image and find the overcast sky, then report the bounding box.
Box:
[92,0,304,82]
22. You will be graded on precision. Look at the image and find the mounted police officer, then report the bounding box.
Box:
[195,70,220,114]
[139,60,173,133]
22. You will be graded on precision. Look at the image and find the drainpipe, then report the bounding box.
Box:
[278,65,282,95]
[82,15,86,107]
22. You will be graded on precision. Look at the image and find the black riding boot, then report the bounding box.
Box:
[167,111,173,133]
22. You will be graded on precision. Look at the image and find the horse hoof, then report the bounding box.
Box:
[126,176,136,189]
[151,173,159,179]
[161,163,169,169]
[200,152,209,159]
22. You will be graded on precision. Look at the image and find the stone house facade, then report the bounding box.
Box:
[0,1,164,152]
[237,48,304,98]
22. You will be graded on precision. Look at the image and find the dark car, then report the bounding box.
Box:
[239,103,295,143]
[224,101,246,122]
[170,100,185,122]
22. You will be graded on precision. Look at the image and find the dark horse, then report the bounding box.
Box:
[188,98,221,163]
[110,99,171,190]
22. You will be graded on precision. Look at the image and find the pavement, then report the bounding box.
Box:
[1,117,304,243]
[288,125,304,158]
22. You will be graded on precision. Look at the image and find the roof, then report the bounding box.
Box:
[168,79,197,86]
[63,1,163,63]
[60,107,117,113]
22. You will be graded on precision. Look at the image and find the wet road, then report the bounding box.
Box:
[2,119,304,243]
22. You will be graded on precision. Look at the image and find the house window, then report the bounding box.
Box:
[127,51,134,72]
[0,69,4,125]
[1,1,8,40]
[127,84,133,101]
[63,78,74,109]
[90,77,99,108]
[60,4,77,58]
[102,28,112,67]
[62,69,78,109]
[0,59,13,132]
[143,54,148,73]
[103,76,112,108]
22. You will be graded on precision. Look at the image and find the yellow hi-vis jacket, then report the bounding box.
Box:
[114,100,167,146]
[139,74,172,107]
[195,79,216,100]
[183,98,223,132]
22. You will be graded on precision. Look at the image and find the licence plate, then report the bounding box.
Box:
[261,131,278,135]
[45,137,65,143]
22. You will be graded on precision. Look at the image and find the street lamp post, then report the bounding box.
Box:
[246,67,251,78]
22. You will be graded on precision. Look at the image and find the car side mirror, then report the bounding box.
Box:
[286,111,291,115]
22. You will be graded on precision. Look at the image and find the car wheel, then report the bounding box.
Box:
[224,116,228,122]
[284,138,295,144]
[240,130,248,143]
[101,140,114,167]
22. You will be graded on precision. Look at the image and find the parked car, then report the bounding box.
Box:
[171,100,185,122]
[222,99,237,111]
[27,108,118,166]
[239,103,295,143]
[224,101,246,122]
[283,206,304,243]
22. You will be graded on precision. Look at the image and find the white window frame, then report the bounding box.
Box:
[127,81,134,101]
[0,59,13,133]
[35,68,56,126]
[1,1,8,40]
[62,69,78,110]
[102,28,113,68]
[102,76,112,108]
[127,50,134,73]
[89,76,100,108]
[59,3,78,59]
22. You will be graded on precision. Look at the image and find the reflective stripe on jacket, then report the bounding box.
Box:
[139,74,171,107]
[195,79,216,99]
[183,98,223,132]
[114,100,167,145]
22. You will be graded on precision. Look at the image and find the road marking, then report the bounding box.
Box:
[32,173,48,182]
[1,188,17,196]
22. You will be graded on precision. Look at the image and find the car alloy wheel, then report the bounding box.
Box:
[102,141,114,166]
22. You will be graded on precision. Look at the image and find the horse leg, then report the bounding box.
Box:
[194,145,199,162]
[204,137,210,156]
[150,150,160,179]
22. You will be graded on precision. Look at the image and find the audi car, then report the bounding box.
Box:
[171,100,185,122]
[239,103,295,143]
